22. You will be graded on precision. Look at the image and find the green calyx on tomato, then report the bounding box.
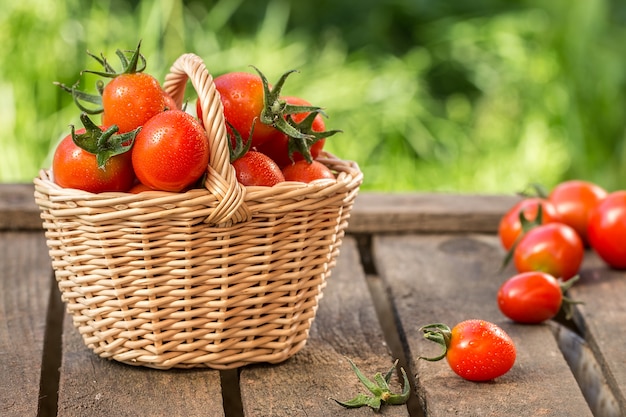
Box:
[285,110,341,163]
[251,66,342,162]
[418,323,453,362]
[83,40,146,78]
[55,40,147,115]
[71,113,138,168]
[500,203,546,271]
[227,120,253,163]
[559,275,583,320]
[333,357,410,412]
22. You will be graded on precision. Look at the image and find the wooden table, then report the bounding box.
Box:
[1,185,624,417]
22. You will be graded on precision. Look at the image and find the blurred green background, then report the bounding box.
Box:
[2,0,626,192]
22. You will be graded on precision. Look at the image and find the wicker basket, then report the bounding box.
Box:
[33,53,362,370]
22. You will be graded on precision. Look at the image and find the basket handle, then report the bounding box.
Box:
[163,53,250,225]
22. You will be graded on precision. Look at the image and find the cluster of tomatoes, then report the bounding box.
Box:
[497,179,626,324]
[418,179,626,383]
[51,43,338,194]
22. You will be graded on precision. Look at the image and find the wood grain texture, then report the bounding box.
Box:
[238,236,410,417]
[347,192,521,234]
[373,233,594,417]
[0,231,51,417]
[57,308,225,417]
[571,252,626,416]
[0,183,520,233]
[0,184,42,230]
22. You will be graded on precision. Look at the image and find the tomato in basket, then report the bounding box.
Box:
[232,150,285,186]
[56,41,172,134]
[282,160,335,183]
[132,110,209,192]
[257,96,329,167]
[102,71,169,133]
[204,67,341,156]
[211,71,280,149]
[52,128,135,193]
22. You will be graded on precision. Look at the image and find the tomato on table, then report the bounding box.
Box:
[548,180,607,245]
[497,271,565,324]
[513,222,584,281]
[587,190,626,269]
[419,319,516,382]
[131,110,209,192]
[498,197,561,250]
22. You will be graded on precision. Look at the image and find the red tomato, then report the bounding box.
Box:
[102,72,167,133]
[131,110,209,192]
[52,129,135,193]
[257,96,327,167]
[498,198,561,250]
[232,151,285,186]
[128,182,157,193]
[513,222,584,281]
[497,271,563,324]
[420,320,516,382]
[587,191,626,269]
[162,91,178,111]
[212,72,278,149]
[282,160,335,183]
[548,180,607,245]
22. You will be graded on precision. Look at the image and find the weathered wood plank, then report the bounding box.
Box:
[373,234,593,417]
[57,306,225,416]
[347,193,521,234]
[570,252,626,416]
[239,236,410,417]
[0,231,52,417]
[0,184,42,231]
[0,183,520,234]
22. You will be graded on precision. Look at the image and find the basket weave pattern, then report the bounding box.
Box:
[33,54,362,369]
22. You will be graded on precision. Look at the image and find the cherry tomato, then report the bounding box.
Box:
[128,182,157,194]
[282,160,335,183]
[587,191,626,269]
[420,320,516,382]
[513,222,584,281]
[102,72,167,133]
[257,96,327,167]
[212,72,279,149]
[52,129,135,193]
[162,90,179,111]
[497,271,563,324]
[231,151,285,186]
[498,198,561,251]
[548,180,607,245]
[131,110,209,192]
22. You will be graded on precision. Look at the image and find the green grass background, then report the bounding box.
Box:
[2,0,626,192]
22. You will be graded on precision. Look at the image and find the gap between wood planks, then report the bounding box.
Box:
[38,272,64,417]
[355,233,425,417]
